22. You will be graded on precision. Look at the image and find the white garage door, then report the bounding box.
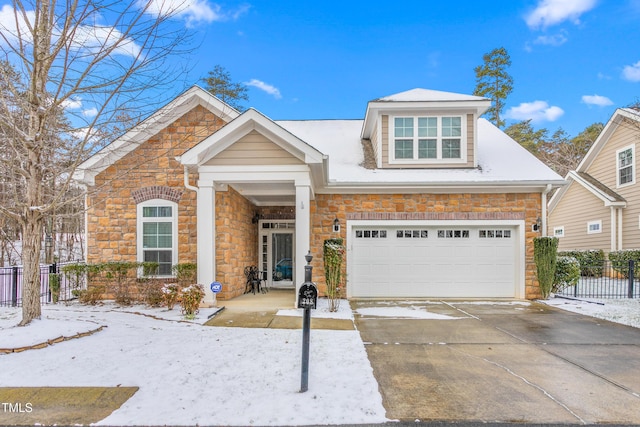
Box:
[350,225,518,298]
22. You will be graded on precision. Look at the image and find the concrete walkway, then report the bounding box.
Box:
[352,300,640,424]
[205,288,355,330]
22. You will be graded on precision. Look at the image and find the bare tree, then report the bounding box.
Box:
[0,0,193,325]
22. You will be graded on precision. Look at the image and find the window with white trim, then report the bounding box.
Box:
[391,115,464,163]
[553,226,565,238]
[617,145,635,187]
[137,199,178,276]
[587,220,602,234]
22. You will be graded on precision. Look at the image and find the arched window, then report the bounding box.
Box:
[137,199,178,276]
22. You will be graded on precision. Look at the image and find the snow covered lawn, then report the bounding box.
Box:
[0,302,387,426]
[1,296,638,425]
[542,296,640,328]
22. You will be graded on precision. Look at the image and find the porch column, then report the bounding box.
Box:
[295,183,311,303]
[618,207,623,250]
[198,180,216,306]
[610,206,617,252]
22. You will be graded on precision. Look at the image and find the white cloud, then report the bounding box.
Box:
[82,107,98,117]
[61,97,83,110]
[525,0,597,29]
[0,4,35,44]
[245,79,282,99]
[69,24,141,57]
[581,94,613,106]
[142,0,249,27]
[622,61,640,82]
[533,32,568,46]
[0,4,140,57]
[505,101,565,123]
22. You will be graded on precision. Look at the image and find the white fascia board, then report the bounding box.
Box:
[181,109,325,167]
[361,100,490,139]
[547,176,571,213]
[370,99,491,112]
[576,108,640,172]
[198,165,312,182]
[75,86,239,185]
[316,181,564,195]
[252,117,324,164]
[568,171,627,207]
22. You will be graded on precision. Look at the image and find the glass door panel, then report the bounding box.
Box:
[272,232,293,286]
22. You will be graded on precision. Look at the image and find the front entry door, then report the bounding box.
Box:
[259,221,295,288]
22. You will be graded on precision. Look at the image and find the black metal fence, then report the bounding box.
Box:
[555,260,639,299]
[0,261,85,307]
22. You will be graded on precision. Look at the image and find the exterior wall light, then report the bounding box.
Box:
[532,217,542,233]
[333,218,340,233]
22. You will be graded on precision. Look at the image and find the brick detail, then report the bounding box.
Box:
[131,186,184,204]
[347,212,525,220]
[258,206,295,220]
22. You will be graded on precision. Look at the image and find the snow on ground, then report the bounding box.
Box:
[277,297,353,319]
[542,296,640,329]
[0,302,387,426]
[355,306,464,320]
[1,296,638,425]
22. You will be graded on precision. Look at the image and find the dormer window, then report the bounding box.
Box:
[391,115,465,163]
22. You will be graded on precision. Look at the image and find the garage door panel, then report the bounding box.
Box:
[351,225,517,298]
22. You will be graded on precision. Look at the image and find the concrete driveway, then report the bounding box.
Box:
[352,300,640,424]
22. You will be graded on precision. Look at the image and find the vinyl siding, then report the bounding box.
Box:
[466,113,474,165]
[204,130,303,166]
[381,115,388,167]
[585,119,640,249]
[588,119,637,190]
[549,181,611,251]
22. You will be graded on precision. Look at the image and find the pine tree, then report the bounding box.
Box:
[473,47,514,128]
[202,65,249,111]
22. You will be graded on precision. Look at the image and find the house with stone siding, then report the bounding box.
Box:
[74,86,564,305]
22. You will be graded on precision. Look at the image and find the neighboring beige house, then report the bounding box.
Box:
[74,86,564,304]
[548,108,640,252]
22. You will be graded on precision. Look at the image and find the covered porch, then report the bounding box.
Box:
[179,109,326,305]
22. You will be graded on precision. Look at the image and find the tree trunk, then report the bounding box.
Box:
[20,211,43,325]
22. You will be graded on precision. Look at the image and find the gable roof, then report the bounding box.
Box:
[180,108,325,167]
[548,107,639,212]
[74,86,240,185]
[575,108,640,173]
[361,88,491,139]
[548,171,627,212]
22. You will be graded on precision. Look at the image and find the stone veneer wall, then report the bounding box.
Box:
[310,193,543,299]
[86,105,225,272]
[214,186,258,299]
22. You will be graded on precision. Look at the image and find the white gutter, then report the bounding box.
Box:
[178,156,198,193]
[541,184,552,237]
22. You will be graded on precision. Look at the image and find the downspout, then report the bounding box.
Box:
[541,184,552,237]
[181,163,199,193]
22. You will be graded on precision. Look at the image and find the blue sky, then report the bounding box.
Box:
[173,0,640,137]
[2,0,638,137]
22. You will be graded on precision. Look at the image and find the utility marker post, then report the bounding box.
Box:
[298,251,317,393]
